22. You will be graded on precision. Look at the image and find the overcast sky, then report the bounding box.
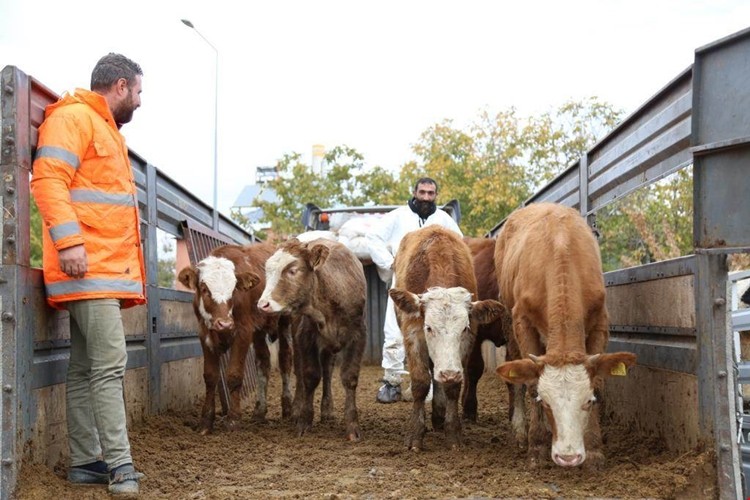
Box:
[2,0,749,216]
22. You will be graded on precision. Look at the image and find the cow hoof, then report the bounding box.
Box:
[320,413,335,423]
[224,419,240,431]
[281,400,293,420]
[250,411,267,423]
[346,430,361,442]
[583,451,605,470]
[462,412,478,423]
[198,427,212,436]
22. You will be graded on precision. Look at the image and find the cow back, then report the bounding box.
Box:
[395,226,476,296]
[494,203,605,341]
[313,238,367,313]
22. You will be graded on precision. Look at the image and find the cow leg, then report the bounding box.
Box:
[443,381,464,450]
[294,319,321,437]
[505,335,527,447]
[319,348,335,423]
[277,316,294,420]
[583,390,605,469]
[432,377,446,431]
[199,340,220,435]
[461,339,484,422]
[405,352,431,450]
[508,382,527,448]
[225,331,251,431]
[252,331,271,422]
[339,321,365,441]
[527,386,550,468]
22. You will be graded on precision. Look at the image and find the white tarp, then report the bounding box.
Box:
[298,213,392,282]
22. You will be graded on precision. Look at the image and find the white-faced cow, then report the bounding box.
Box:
[178,243,293,435]
[460,237,523,426]
[494,202,636,468]
[257,238,366,441]
[389,226,503,450]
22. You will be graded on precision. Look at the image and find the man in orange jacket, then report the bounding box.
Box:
[30,53,147,497]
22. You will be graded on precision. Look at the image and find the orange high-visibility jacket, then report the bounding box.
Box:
[30,89,146,310]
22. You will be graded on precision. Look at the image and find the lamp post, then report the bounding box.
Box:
[181,18,219,229]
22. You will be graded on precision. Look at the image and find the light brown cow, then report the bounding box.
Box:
[257,238,366,441]
[461,237,523,426]
[389,226,503,450]
[494,202,636,468]
[178,243,293,435]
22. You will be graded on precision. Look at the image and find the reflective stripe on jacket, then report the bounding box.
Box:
[30,89,146,309]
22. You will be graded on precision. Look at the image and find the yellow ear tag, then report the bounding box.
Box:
[610,362,627,376]
[508,369,518,379]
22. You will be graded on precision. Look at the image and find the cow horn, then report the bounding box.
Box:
[528,353,542,364]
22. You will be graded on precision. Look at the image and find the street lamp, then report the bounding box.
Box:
[181,18,219,229]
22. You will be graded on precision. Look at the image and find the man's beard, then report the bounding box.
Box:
[413,199,436,218]
[112,97,136,126]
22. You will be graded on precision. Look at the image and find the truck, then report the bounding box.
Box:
[1,25,750,499]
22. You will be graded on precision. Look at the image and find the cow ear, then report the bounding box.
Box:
[588,352,637,379]
[470,299,504,325]
[389,288,421,317]
[177,267,198,290]
[496,359,541,385]
[308,244,330,271]
[236,271,260,291]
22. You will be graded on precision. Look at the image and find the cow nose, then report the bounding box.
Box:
[553,453,583,467]
[214,318,234,331]
[258,300,271,312]
[437,370,463,384]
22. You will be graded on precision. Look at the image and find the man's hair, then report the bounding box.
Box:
[90,53,143,92]
[413,177,439,193]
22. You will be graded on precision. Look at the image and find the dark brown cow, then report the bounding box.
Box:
[460,237,523,426]
[257,238,366,441]
[177,243,293,435]
[389,226,503,450]
[494,203,636,468]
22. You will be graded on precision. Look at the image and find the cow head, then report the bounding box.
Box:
[390,286,503,385]
[178,256,260,341]
[257,239,329,314]
[497,351,637,467]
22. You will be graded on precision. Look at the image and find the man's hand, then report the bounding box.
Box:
[58,245,87,279]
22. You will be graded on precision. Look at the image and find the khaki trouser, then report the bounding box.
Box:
[66,299,132,470]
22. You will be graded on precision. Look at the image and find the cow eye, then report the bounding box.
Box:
[424,325,434,336]
[287,267,298,276]
[582,397,596,411]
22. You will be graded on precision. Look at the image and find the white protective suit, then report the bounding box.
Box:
[366,204,463,385]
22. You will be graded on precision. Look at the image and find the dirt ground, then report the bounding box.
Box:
[16,363,715,499]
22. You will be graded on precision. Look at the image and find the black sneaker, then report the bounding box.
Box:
[68,460,109,484]
[376,380,402,403]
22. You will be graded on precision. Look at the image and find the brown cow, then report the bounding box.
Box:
[461,237,524,428]
[389,226,503,450]
[494,203,636,468]
[257,238,366,441]
[177,243,293,435]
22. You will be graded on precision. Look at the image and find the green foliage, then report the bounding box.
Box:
[243,146,404,239]
[598,168,693,272]
[407,99,625,236]
[157,239,176,288]
[30,198,43,268]
[229,97,695,271]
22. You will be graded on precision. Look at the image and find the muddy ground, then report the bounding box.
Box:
[16,364,714,499]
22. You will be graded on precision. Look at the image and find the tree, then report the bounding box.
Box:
[597,168,693,271]
[407,98,624,236]
[239,146,404,239]
[30,198,42,268]
[157,238,177,288]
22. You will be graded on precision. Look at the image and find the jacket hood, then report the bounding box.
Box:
[45,88,116,127]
